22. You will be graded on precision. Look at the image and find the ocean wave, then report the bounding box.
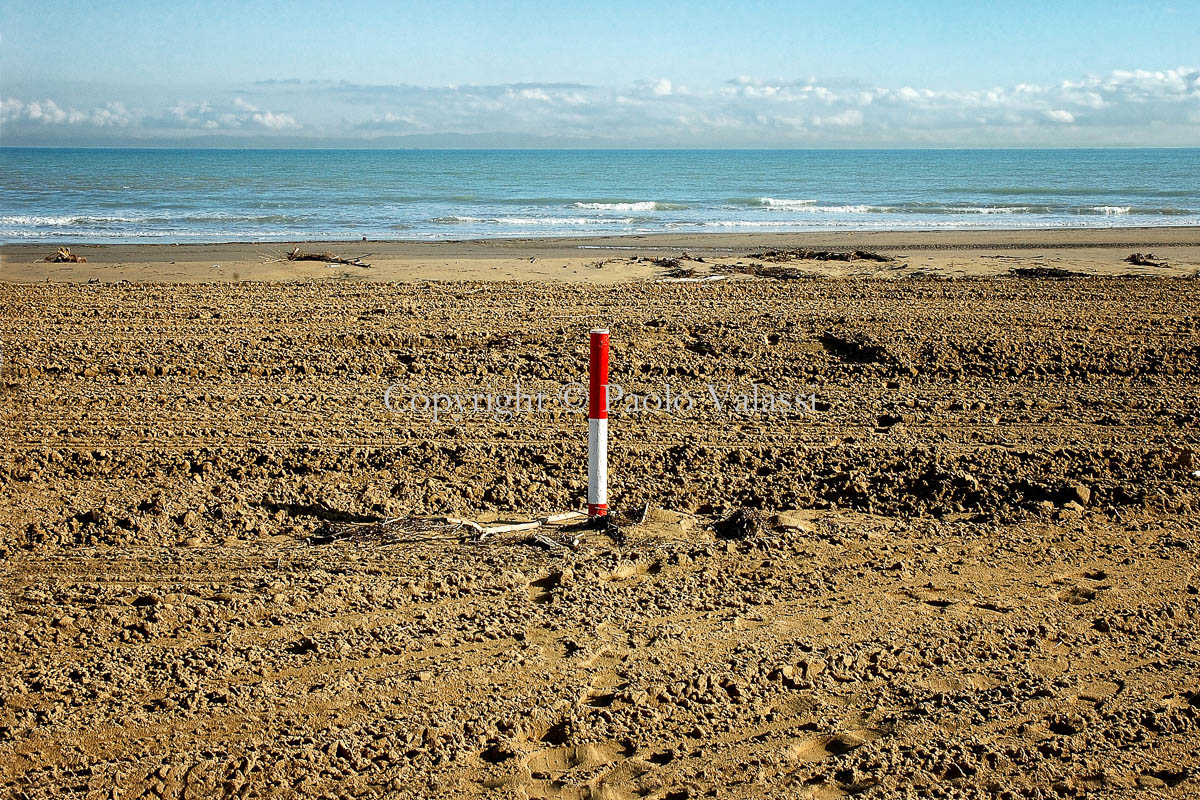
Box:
[779,203,1048,215]
[761,197,818,208]
[571,201,656,211]
[676,218,1126,231]
[725,197,819,208]
[0,214,156,226]
[569,201,688,211]
[1074,205,1192,216]
[950,186,1198,198]
[745,204,881,214]
[0,228,309,240]
[732,202,1194,216]
[0,212,306,226]
[948,206,1032,214]
[432,215,645,225]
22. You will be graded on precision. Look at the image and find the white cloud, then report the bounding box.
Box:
[2,97,133,127]
[4,66,1199,146]
[814,109,863,127]
[251,111,298,129]
[161,98,298,131]
[513,88,551,101]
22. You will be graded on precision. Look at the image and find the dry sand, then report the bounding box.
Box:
[3,227,1200,283]
[1,231,1199,798]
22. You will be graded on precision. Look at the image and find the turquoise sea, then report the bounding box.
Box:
[2,148,1198,242]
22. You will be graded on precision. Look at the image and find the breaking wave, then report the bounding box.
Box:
[569,201,688,211]
[432,215,648,226]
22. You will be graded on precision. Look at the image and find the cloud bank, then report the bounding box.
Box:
[3,67,1198,147]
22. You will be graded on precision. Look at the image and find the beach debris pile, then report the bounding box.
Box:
[1009,266,1085,279]
[654,260,698,278]
[284,246,371,268]
[725,263,822,280]
[1125,252,1168,267]
[42,246,86,263]
[749,248,895,263]
[643,253,724,281]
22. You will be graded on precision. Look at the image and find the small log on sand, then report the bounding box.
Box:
[285,247,371,268]
[43,247,86,263]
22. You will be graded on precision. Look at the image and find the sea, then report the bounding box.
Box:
[2,148,1198,243]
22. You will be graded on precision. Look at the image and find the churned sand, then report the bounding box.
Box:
[2,229,1200,797]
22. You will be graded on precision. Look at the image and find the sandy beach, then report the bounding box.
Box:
[4,227,1200,283]
[3,246,1200,797]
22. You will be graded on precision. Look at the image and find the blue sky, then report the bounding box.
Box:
[2,0,1198,146]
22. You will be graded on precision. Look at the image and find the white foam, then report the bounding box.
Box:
[571,201,659,211]
[696,220,821,227]
[436,215,639,225]
[758,197,818,208]
[0,214,153,226]
[1090,205,1132,215]
[949,206,1032,214]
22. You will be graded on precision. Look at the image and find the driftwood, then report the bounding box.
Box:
[285,247,371,268]
[310,510,589,546]
[721,263,823,281]
[1125,252,1168,267]
[659,264,697,278]
[1009,266,1084,279]
[749,249,894,263]
[43,247,86,263]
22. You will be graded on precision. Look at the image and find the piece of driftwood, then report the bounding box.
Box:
[311,510,590,546]
[1009,266,1084,279]
[442,516,486,534]
[44,247,86,263]
[721,263,822,281]
[1125,252,1168,267]
[544,511,587,524]
[475,511,587,540]
[528,533,568,550]
[480,521,541,537]
[285,247,371,268]
[749,249,894,263]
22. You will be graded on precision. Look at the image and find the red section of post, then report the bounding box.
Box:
[589,330,609,419]
[588,329,609,518]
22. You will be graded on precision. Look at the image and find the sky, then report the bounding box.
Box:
[2,0,1199,147]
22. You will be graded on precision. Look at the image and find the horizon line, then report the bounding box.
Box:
[5,145,1200,152]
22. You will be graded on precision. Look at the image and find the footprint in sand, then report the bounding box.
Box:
[522,741,653,800]
[1058,585,1098,604]
[783,728,883,763]
[579,647,631,708]
[529,570,564,603]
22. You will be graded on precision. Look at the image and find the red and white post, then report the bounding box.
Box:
[588,328,609,519]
